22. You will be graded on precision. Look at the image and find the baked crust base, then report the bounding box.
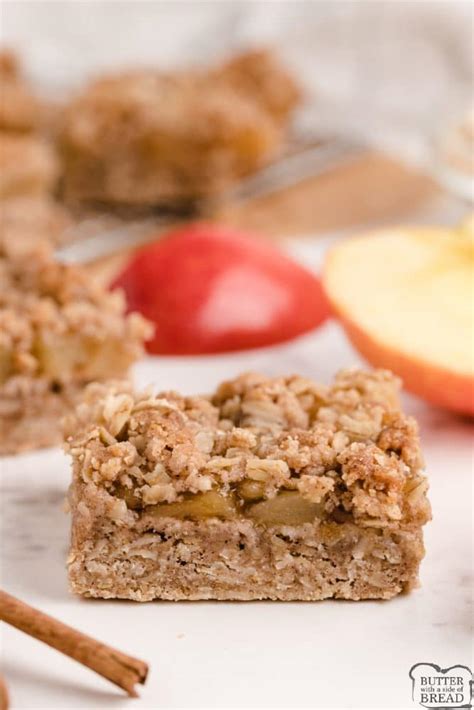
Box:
[68,516,424,601]
[0,381,81,455]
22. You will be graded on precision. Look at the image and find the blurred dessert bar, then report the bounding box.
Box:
[213,49,301,124]
[0,132,59,198]
[0,49,42,132]
[0,196,71,248]
[65,369,431,601]
[0,242,151,454]
[0,131,69,248]
[59,49,301,207]
[0,50,71,248]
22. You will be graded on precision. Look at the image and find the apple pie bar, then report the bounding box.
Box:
[0,132,59,199]
[0,244,151,454]
[65,369,431,601]
[0,49,43,133]
[59,50,301,208]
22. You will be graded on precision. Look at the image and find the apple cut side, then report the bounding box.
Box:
[323,222,474,415]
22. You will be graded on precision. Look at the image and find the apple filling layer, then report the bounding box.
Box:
[116,488,326,526]
[0,334,141,385]
[34,332,138,381]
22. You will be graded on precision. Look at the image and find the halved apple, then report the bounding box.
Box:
[323,219,474,415]
[112,223,330,355]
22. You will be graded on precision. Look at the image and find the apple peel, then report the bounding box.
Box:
[113,223,330,355]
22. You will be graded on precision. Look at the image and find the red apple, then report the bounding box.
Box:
[113,223,330,355]
[323,220,474,415]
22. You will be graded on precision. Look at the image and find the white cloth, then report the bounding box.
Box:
[2,1,472,163]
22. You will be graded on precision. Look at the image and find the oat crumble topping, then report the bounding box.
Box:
[64,370,430,529]
[0,247,151,383]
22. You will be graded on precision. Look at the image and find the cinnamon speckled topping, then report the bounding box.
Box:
[64,369,431,528]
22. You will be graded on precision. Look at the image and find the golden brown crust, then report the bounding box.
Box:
[68,516,426,601]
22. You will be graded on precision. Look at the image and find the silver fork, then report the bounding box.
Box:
[56,134,365,264]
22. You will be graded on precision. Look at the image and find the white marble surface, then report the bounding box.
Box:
[1,234,472,709]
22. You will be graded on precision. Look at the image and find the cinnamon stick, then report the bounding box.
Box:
[0,590,148,698]
[0,673,9,710]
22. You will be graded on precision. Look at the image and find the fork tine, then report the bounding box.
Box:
[229,136,366,201]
